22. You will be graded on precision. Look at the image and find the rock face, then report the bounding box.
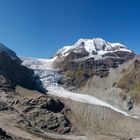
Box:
[0,128,12,140]
[0,101,9,111]
[16,96,72,134]
[0,44,40,91]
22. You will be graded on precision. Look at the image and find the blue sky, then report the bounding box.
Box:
[0,0,140,58]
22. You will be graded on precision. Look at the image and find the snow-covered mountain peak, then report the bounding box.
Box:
[54,38,132,59]
[75,38,106,49]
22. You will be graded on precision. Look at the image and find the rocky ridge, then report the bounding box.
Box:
[0,43,40,91]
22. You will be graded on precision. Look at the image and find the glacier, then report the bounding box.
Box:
[22,56,138,119]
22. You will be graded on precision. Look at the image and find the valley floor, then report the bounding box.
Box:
[0,111,126,140]
[1,86,140,140]
[0,111,88,140]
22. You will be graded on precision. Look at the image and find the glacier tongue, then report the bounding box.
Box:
[22,57,61,88]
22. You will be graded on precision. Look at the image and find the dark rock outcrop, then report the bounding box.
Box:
[0,48,41,92]
[0,128,12,140]
[0,101,9,111]
[15,96,72,134]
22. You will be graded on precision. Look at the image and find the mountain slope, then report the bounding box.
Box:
[22,55,140,140]
[52,38,135,90]
[0,43,41,91]
[22,38,140,140]
[116,56,140,104]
